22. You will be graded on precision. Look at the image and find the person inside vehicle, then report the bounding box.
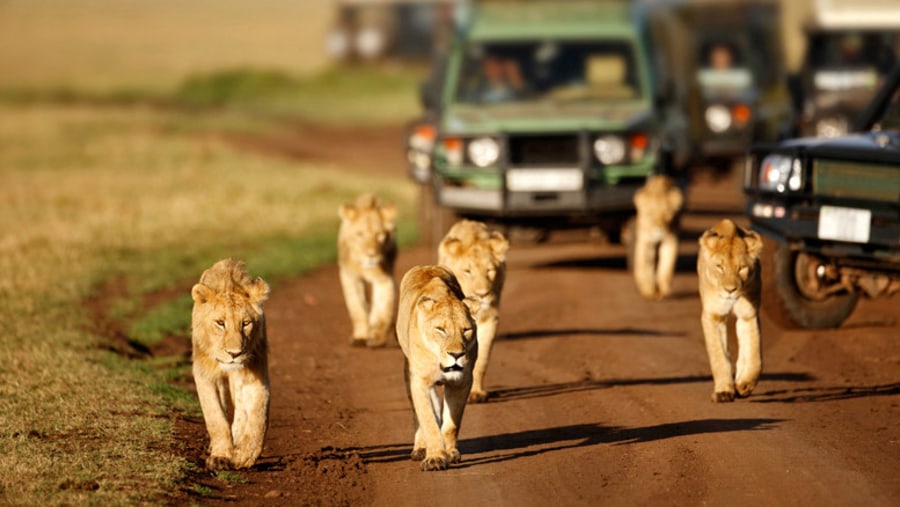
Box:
[707,42,735,71]
[480,53,525,102]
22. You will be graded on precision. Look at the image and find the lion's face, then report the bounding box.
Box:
[191,266,269,372]
[438,220,508,310]
[339,195,397,269]
[415,288,478,384]
[634,175,683,226]
[699,219,762,301]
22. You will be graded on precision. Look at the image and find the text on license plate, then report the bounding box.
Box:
[506,169,583,192]
[817,205,871,243]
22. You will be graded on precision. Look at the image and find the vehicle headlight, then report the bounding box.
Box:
[759,154,802,192]
[815,116,848,138]
[705,105,732,133]
[593,135,626,165]
[325,29,350,59]
[355,26,386,60]
[442,137,464,166]
[467,137,500,168]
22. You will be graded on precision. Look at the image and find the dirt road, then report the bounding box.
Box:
[175,134,899,506]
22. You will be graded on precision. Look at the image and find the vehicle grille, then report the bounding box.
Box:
[813,160,900,203]
[508,135,580,166]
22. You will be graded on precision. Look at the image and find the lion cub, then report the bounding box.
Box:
[337,193,398,348]
[191,259,271,470]
[438,219,508,403]
[697,219,763,402]
[396,265,478,471]
[632,174,683,300]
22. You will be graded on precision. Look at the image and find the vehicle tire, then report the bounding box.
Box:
[761,238,859,329]
[417,184,456,248]
[622,217,636,273]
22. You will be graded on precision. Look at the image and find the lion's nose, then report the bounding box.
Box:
[448,351,465,361]
[226,349,243,359]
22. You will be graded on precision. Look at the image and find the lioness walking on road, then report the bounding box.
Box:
[632,174,683,300]
[337,193,398,348]
[697,219,763,402]
[396,265,478,471]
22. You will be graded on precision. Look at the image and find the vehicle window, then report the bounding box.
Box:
[454,40,641,104]
[808,31,898,74]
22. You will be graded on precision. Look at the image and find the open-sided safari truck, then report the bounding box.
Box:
[641,0,794,174]
[409,0,661,243]
[792,0,899,138]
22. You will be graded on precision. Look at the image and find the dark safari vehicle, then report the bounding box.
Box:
[744,64,900,329]
[642,0,793,173]
[411,0,660,242]
[793,1,899,138]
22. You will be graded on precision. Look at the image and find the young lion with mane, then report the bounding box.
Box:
[191,259,271,470]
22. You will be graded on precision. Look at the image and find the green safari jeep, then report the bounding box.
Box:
[415,0,660,241]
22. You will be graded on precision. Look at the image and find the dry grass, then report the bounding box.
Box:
[0,0,334,92]
[0,102,416,505]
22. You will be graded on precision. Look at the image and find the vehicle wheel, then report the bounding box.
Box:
[621,217,636,272]
[417,184,456,248]
[761,238,859,329]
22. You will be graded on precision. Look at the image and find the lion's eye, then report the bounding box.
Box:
[739,266,749,279]
[716,264,725,274]
[242,320,252,328]
[215,320,226,328]
[463,328,474,340]
[463,269,472,278]
[435,327,447,337]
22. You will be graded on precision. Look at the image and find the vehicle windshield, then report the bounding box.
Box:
[807,31,898,78]
[454,40,642,104]
[695,39,754,91]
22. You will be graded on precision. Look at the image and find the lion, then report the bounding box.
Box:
[396,265,479,471]
[191,258,271,470]
[338,193,398,348]
[632,174,683,300]
[697,219,763,402]
[437,219,508,403]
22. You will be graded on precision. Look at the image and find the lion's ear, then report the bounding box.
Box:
[247,277,270,305]
[490,232,509,261]
[338,203,356,221]
[442,237,464,257]
[191,283,213,304]
[743,229,763,260]
[380,204,398,229]
[699,229,720,250]
[417,295,436,312]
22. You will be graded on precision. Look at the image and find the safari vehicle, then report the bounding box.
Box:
[411,0,660,241]
[743,64,900,329]
[792,0,899,138]
[325,0,456,62]
[641,0,794,173]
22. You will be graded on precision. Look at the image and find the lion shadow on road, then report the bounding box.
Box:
[750,382,900,403]
[339,418,784,468]
[532,253,699,274]
[485,372,815,404]
[498,328,685,341]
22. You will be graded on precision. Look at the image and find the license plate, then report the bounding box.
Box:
[817,205,871,243]
[506,169,583,192]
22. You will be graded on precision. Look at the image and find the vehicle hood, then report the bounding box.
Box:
[776,131,900,162]
[441,101,655,134]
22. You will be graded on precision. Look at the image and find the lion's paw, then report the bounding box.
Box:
[711,390,736,403]
[420,455,448,472]
[410,448,425,461]
[206,455,233,471]
[446,448,461,464]
[467,389,489,403]
[735,381,756,398]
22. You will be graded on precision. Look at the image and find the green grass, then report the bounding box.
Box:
[0,102,418,505]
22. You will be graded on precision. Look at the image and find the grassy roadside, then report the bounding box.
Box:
[0,102,418,504]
